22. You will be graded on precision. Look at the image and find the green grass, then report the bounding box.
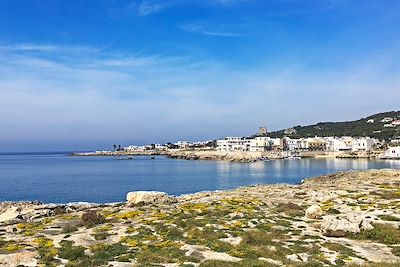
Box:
[347,224,400,245]
[58,240,86,261]
[322,242,360,259]
[378,215,400,222]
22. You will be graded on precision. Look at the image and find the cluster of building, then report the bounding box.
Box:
[366,116,400,128]
[124,140,215,151]
[216,136,381,153]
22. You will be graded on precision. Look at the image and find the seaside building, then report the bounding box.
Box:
[217,137,251,152]
[175,141,190,149]
[384,147,400,159]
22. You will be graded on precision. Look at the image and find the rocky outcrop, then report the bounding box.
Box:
[126,191,177,205]
[166,150,262,163]
[321,214,374,237]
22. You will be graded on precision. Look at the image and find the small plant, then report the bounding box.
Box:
[81,210,105,228]
[58,240,86,261]
[275,202,304,217]
[62,221,79,233]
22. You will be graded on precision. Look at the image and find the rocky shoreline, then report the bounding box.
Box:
[1,169,400,266]
[72,149,388,163]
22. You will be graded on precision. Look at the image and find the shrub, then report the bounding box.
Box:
[58,240,86,261]
[81,210,105,228]
[275,202,304,217]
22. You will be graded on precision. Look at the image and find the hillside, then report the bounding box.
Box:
[268,111,400,140]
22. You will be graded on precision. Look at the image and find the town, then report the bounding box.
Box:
[112,115,400,160]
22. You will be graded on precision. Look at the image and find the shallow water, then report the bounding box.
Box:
[0,152,399,203]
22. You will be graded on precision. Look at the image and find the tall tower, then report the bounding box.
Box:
[258,126,267,136]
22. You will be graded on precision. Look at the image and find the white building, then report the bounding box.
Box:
[217,137,251,152]
[352,137,376,151]
[381,117,393,123]
[331,137,354,152]
[384,124,395,128]
[175,141,190,149]
[384,147,400,159]
[366,119,375,123]
[392,120,400,126]
[249,137,269,152]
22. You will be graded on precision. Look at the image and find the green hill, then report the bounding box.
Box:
[268,111,400,140]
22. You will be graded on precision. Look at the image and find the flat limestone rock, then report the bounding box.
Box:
[0,251,38,267]
[321,214,373,237]
[126,191,176,205]
[0,207,20,223]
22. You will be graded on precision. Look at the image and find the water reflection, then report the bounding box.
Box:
[215,158,400,188]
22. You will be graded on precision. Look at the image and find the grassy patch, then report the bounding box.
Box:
[347,224,400,245]
[89,242,132,264]
[136,243,196,264]
[323,242,359,259]
[34,237,58,266]
[378,215,400,222]
[58,240,86,261]
[326,208,341,215]
[199,259,273,267]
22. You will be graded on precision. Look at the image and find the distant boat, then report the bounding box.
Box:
[286,156,301,160]
[150,157,155,159]
[116,157,133,160]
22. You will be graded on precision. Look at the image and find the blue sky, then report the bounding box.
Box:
[0,0,399,151]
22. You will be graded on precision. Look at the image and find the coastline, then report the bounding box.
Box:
[1,169,400,266]
[71,149,388,163]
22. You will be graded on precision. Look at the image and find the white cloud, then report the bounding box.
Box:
[179,22,241,37]
[0,43,399,151]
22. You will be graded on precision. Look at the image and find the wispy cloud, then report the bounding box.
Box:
[136,0,251,16]
[137,0,179,16]
[179,22,241,37]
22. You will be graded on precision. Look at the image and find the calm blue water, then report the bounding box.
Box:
[0,153,399,203]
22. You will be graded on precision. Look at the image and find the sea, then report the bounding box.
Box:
[0,152,399,203]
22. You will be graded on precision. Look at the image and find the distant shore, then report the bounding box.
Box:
[71,149,388,163]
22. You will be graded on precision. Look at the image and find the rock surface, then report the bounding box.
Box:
[126,191,176,205]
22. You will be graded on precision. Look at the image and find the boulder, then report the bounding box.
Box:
[321,214,373,237]
[0,207,19,223]
[126,191,176,205]
[305,204,323,219]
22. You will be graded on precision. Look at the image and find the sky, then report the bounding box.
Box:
[0,0,399,152]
